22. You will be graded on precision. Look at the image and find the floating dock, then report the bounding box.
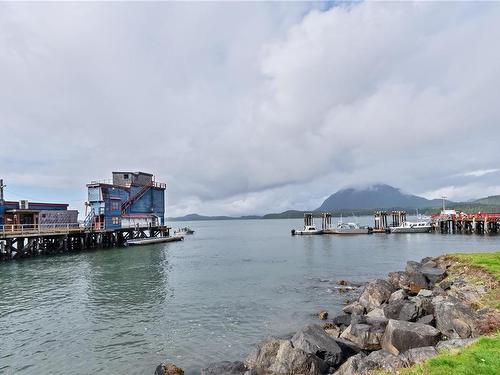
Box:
[126,235,183,246]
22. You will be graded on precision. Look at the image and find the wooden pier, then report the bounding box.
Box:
[0,224,172,261]
[431,212,500,234]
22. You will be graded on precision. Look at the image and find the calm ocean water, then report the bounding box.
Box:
[1,218,498,374]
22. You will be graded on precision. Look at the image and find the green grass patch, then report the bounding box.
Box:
[450,252,500,280]
[388,335,500,375]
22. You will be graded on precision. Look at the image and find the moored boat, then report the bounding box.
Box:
[390,220,432,233]
[174,227,195,236]
[323,221,371,234]
[291,225,323,235]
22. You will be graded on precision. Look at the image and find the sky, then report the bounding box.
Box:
[1,1,500,217]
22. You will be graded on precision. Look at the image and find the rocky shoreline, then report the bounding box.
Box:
[155,255,499,375]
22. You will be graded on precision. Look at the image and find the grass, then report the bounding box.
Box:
[386,335,500,375]
[449,252,500,280]
[442,252,500,309]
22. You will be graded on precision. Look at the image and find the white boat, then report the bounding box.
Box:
[291,225,323,235]
[125,236,183,246]
[390,220,432,233]
[324,221,370,235]
[174,227,195,236]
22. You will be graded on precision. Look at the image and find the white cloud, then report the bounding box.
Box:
[1,2,500,216]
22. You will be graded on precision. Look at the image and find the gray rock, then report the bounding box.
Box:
[417,314,435,326]
[439,280,453,290]
[366,308,385,318]
[340,318,388,351]
[388,271,428,295]
[291,324,344,368]
[433,298,478,338]
[364,350,408,372]
[332,313,352,327]
[421,267,446,286]
[436,338,476,350]
[245,339,326,375]
[417,289,433,298]
[406,261,422,274]
[334,353,367,375]
[401,346,438,365]
[383,300,422,322]
[334,350,408,375]
[318,310,329,320]
[201,361,247,375]
[388,289,406,303]
[358,279,396,311]
[342,302,365,315]
[381,319,441,355]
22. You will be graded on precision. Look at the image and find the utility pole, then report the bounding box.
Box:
[441,195,447,212]
[0,179,5,204]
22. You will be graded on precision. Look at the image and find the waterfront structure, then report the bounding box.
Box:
[0,173,172,261]
[432,210,500,234]
[85,171,166,230]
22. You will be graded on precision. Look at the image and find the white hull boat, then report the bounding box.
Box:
[324,221,371,235]
[390,221,432,233]
[291,225,323,235]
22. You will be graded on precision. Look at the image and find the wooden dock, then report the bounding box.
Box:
[0,224,174,261]
[431,212,500,234]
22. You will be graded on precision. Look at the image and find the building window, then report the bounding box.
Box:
[111,201,121,210]
[123,174,129,179]
[112,217,120,225]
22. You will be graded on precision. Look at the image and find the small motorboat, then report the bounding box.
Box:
[174,227,195,236]
[324,221,371,235]
[390,221,432,233]
[291,225,323,235]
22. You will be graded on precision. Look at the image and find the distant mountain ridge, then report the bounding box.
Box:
[317,184,446,211]
[169,185,500,221]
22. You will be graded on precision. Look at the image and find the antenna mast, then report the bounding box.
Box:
[0,179,5,204]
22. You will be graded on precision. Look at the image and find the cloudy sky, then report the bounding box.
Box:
[1,1,500,217]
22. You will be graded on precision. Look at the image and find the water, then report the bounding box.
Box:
[1,218,498,374]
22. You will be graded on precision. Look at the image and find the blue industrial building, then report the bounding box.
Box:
[86,171,166,230]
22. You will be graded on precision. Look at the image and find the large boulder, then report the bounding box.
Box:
[383,300,421,322]
[332,313,352,328]
[362,350,408,373]
[358,280,396,311]
[421,267,446,286]
[245,339,326,375]
[388,289,406,303]
[342,302,365,315]
[155,363,184,375]
[401,346,438,365]
[333,350,408,375]
[291,324,345,368]
[334,353,366,375]
[201,361,247,375]
[387,271,427,295]
[405,261,422,274]
[340,317,388,351]
[436,338,476,350]
[381,319,441,355]
[432,297,478,338]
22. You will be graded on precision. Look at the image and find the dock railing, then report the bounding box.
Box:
[0,223,82,237]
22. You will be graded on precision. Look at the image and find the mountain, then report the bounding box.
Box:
[168,213,261,221]
[474,195,500,206]
[316,184,446,211]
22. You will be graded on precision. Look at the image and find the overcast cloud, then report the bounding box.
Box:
[1,2,499,216]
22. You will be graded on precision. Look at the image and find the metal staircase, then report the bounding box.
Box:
[121,183,152,214]
[84,208,95,229]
